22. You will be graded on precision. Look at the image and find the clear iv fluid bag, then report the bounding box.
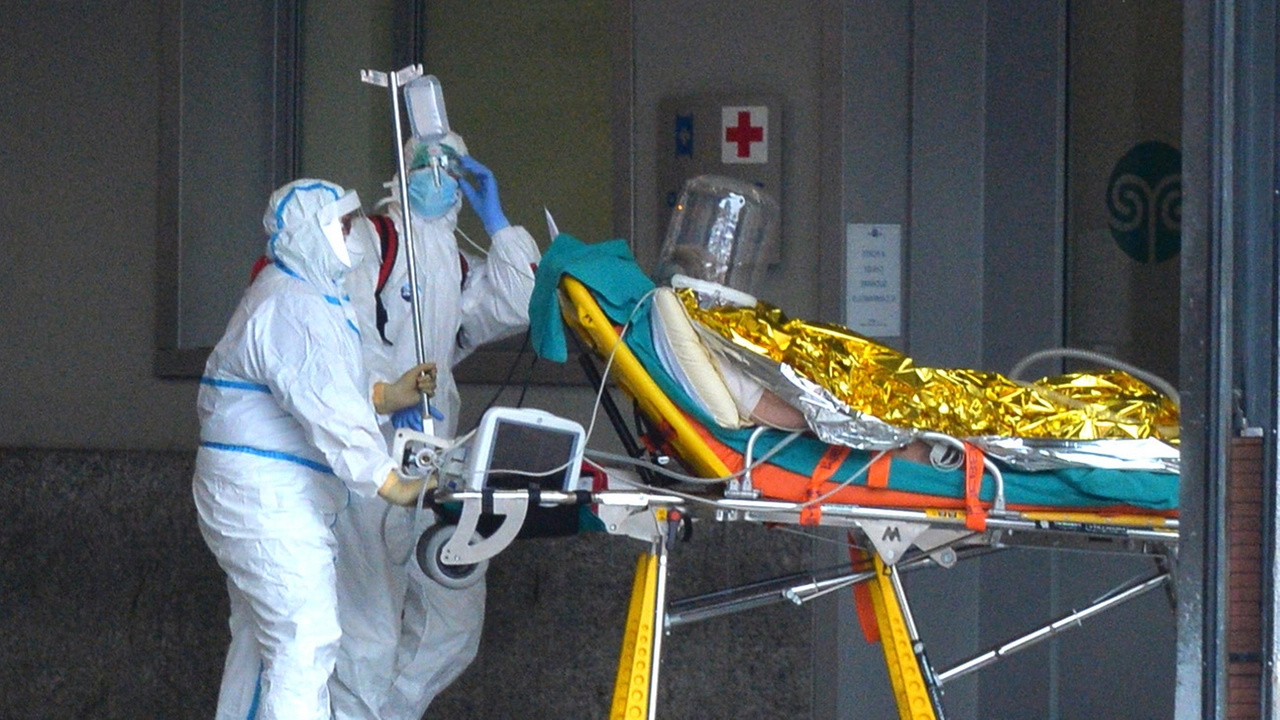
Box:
[405,74,450,142]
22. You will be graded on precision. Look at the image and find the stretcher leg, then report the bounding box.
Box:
[612,539,669,720]
[869,555,940,719]
[648,538,670,719]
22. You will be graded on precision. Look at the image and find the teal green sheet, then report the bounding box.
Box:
[531,236,1179,511]
[530,234,655,362]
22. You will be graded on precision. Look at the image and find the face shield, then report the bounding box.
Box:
[654,175,781,299]
[315,189,363,267]
[344,214,378,269]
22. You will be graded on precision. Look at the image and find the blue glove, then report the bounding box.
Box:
[457,155,511,235]
[390,404,444,431]
[390,406,424,432]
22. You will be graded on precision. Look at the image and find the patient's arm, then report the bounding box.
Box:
[713,353,807,431]
[705,335,935,459]
[747,388,808,431]
[891,441,933,465]
[715,346,934,460]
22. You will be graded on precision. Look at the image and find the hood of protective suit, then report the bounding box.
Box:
[264,179,362,294]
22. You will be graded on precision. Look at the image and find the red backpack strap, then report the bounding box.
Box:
[368,215,399,344]
[248,255,271,284]
[369,215,399,295]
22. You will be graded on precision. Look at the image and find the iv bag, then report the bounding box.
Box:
[405,74,450,142]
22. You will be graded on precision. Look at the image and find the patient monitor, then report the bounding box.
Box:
[393,406,586,494]
[462,407,586,493]
[394,407,588,588]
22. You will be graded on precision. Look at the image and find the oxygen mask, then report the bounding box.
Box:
[410,141,467,187]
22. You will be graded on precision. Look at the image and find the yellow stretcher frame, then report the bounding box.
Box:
[560,276,941,718]
[557,275,1177,720]
[559,278,730,480]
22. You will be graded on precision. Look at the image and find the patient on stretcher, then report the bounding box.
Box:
[533,244,1179,512]
[645,176,1177,475]
[648,280,939,467]
[528,175,1178,516]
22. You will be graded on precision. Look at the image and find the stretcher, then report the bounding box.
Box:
[415,242,1180,719]
[547,253,1179,719]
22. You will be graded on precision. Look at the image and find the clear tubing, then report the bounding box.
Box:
[1007,347,1180,409]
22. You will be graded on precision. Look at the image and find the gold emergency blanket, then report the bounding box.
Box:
[678,290,1179,443]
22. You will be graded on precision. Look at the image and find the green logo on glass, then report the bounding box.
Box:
[1106,141,1182,264]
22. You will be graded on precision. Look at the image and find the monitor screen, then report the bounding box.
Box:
[482,418,580,491]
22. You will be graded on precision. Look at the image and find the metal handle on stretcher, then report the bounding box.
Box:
[429,487,687,566]
[936,571,1172,685]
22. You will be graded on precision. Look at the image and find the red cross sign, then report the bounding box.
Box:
[721,106,768,164]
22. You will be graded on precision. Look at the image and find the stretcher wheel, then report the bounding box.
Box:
[415,524,487,589]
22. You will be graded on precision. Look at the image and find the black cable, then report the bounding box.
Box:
[472,329,533,429]
[515,345,535,408]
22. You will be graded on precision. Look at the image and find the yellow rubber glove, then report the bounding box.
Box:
[378,470,426,506]
[373,362,438,414]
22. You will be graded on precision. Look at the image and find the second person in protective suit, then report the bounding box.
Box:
[331,132,542,720]
[194,178,438,720]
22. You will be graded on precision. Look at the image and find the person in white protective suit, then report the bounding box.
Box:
[330,133,542,720]
[193,178,439,720]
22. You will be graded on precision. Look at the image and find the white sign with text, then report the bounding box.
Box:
[845,223,902,337]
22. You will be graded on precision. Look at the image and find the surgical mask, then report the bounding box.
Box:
[407,168,460,220]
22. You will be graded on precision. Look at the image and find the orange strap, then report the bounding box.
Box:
[964,443,987,531]
[867,452,892,488]
[800,444,849,525]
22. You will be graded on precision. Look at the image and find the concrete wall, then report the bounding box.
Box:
[0,1,199,450]
[0,450,222,718]
[0,448,811,719]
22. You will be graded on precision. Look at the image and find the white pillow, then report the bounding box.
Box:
[650,289,746,429]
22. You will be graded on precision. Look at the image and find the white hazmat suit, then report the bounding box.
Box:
[331,136,541,720]
[194,179,424,720]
